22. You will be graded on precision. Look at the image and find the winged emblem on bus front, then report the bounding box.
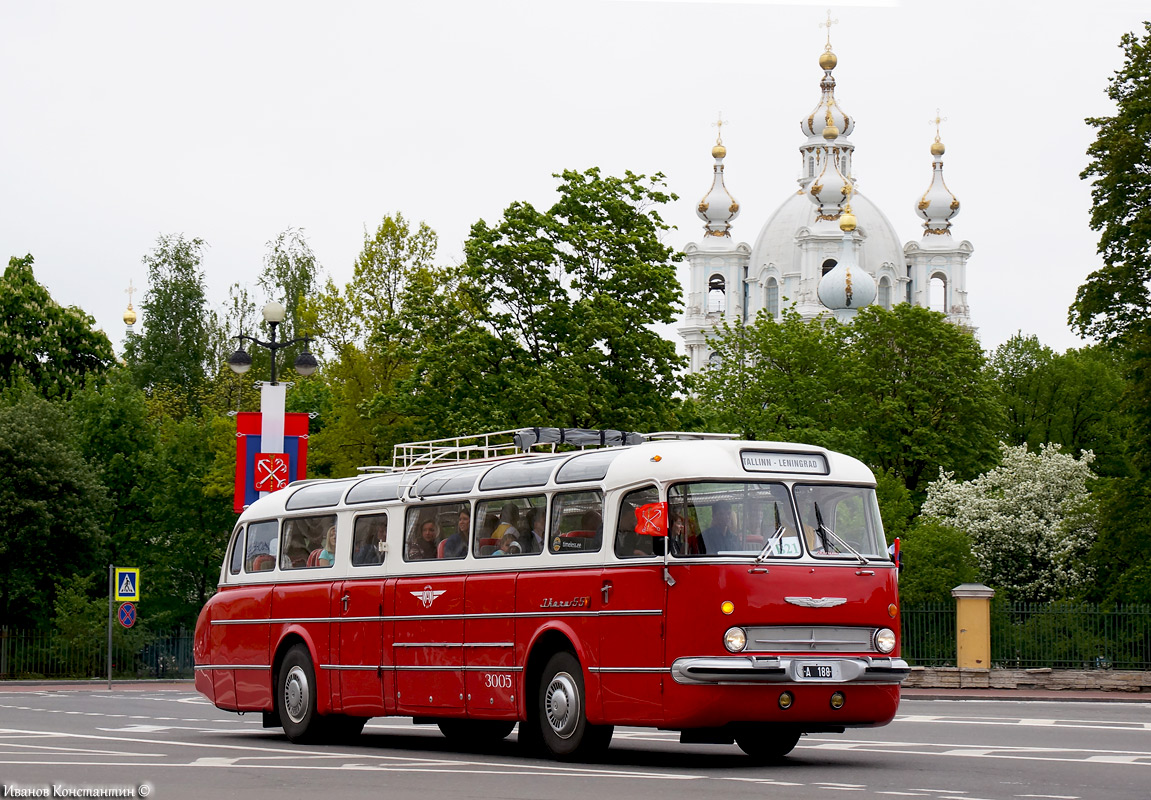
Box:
[412,586,447,609]
[785,596,847,608]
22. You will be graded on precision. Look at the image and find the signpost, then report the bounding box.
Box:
[108,566,140,688]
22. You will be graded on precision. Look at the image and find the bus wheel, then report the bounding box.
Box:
[278,644,321,743]
[536,651,613,760]
[437,720,516,742]
[735,726,801,761]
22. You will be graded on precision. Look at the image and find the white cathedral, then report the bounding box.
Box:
[678,36,972,374]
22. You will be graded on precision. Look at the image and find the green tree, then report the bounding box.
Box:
[843,305,1001,499]
[1069,21,1151,343]
[896,518,977,605]
[0,390,108,629]
[0,255,115,397]
[405,168,686,435]
[126,235,212,414]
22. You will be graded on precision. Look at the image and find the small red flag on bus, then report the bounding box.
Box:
[635,502,669,537]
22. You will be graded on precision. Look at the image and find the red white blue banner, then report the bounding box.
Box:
[234,412,309,512]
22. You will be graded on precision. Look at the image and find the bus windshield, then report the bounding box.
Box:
[668,481,802,557]
[793,484,887,558]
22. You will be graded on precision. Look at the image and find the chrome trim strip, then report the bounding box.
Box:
[587,667,667,674]
[391,642,512,648]
[212,609,665,625]
[319,664,379,671]
[669,655,910,685]
[194,664,271,671]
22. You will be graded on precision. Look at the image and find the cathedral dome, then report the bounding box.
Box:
[749,188,904,280]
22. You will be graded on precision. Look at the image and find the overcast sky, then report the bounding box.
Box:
[1,0,1146,358]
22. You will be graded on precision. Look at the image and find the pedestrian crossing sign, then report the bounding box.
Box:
[114,568,140,601]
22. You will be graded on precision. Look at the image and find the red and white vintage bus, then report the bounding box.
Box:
[194,428,908,760]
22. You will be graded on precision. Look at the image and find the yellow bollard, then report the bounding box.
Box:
[951,583,994,669]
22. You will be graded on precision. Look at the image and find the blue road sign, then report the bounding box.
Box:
[114,568,140,601]
[118,602,136,628]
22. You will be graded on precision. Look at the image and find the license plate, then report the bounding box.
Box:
[799,663,835,679]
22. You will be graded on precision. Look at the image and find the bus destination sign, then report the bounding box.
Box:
[740,451,829,475]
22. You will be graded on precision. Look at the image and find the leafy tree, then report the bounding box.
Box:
[0,255,115,397]
[922,443,1097,603]
[843,305,1002,498]
[693,309,851,446]
[1069,21,1151,343]
[405,168,686,435]
[304,213,439,475]
[897,518,977,605]
[991,334,1128,477]
[126,235,213,414]
[0,390,108,629]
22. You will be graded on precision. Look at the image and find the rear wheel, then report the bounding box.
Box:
[534,651,613,761]
[734,726,802,761]
[277,644,322,743]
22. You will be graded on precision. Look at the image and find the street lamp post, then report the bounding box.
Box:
[226,301,318,500]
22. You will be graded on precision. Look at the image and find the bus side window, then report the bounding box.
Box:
[615,486,659,559]
[281,514,338,569]
[475,495,545,557]
[228,527,244,575]
[548,490,604,554]
[245,520,279,573]
[352,513,388,566]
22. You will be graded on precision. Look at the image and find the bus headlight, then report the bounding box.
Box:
[874,627,896,654]
[724,627,747,652]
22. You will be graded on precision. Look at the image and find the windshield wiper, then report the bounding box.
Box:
[813,502,869,565]
[754,503,786,563]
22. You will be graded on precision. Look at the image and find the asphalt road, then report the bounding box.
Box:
[0,686,1148,800]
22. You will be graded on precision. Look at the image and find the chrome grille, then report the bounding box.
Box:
[747,626,875,653]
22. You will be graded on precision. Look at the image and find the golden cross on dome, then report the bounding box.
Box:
[931,108,948,141]
[712,112,728,145]
[125,279,136,308]
[821,9,838,51]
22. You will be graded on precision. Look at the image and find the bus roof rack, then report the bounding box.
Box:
[643,431,740,441]
[390,427,644,471]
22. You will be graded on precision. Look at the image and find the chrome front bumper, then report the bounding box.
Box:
[670,655,910,685]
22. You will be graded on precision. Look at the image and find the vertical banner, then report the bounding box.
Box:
[234,412,309,512]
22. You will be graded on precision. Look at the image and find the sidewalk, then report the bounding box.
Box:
[902,686,1151,703]
[0,679,194,692]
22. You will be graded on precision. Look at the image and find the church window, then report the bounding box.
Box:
[929,274,948,313]
[878,277,891,310]
[707,274,726,312]
[821,259,837,276]
[766,278,780,319]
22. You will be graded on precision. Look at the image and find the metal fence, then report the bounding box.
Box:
[901,602,1151,670]
[0,628,195,680]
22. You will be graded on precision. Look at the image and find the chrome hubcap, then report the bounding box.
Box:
[284,665,310,724]
[544,671,579,739]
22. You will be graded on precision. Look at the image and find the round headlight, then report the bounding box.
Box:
[724,626,747,653]
[874,627,896,654]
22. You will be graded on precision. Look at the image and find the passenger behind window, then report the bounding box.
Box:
[615,487,658,558]
[315,526,336,566]
[521,507,546,553]
[493,505,520,543]
[493,532,522,556]
[441,508,470,559]
[408,518,439,561]
[281,529,310,569]
[703,501,739,553]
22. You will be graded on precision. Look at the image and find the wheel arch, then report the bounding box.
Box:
[272,630,332,716]
[522,626,604,725]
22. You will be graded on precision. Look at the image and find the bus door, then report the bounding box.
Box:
[394,571,466,712]
[217,519,278,710]
[464,571,517,716]
[330,513,392,717]
[598,485,667,724]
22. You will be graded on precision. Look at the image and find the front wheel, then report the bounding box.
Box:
[735,726,802,761]
[277,644,322,743]
[534,651,613,761]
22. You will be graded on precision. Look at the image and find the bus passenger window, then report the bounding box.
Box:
[279,515,338,569]
[548,491,604,554]
[475,496,545,557]
[615,486,659,558]
[245,520,279,573]
[405,503,470,561]
[352,514,388,566]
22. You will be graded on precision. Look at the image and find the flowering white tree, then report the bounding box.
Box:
[921,443,1097,602]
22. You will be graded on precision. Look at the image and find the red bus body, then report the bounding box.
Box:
[195,433,908,759]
